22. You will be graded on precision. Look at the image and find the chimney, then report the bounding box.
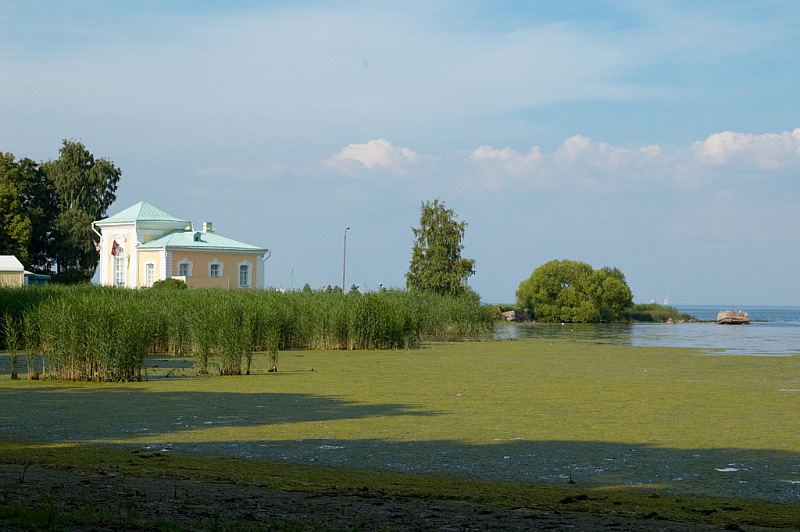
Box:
[202,222,214,233]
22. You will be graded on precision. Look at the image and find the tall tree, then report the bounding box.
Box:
[44,140,121,277]
[0,153,57,272]
[406,199,475,296]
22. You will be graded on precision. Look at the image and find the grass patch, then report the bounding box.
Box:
[2,339,800,527]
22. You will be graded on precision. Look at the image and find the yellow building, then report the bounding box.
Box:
[92,202,269,289]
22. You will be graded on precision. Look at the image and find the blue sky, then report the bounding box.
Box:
[2,1,798,305]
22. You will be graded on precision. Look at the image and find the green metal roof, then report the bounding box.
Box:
[138,230,267,253]
[96,202,190,225]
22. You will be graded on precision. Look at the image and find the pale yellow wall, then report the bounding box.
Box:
[0,272,24,287]
[170,250,260,289]
[137,250,162,287]
[185,276,231,289]
[99,230,134,287]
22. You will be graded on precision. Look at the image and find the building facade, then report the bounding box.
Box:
[92,202,268,289]
[0,255,24,287]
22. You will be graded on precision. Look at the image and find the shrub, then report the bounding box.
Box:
[151,278,187,290]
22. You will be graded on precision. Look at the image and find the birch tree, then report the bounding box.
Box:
[406,199,475,297]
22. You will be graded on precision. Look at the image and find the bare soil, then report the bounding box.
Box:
[0,464,782,531]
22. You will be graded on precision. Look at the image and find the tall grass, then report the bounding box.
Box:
[627,303,695,322]
[0,286,495,381]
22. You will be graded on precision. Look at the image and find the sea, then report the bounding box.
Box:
[497,305,800,357]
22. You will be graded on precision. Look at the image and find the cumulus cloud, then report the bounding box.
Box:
[553,135,661,170]
[327,139,420,176]
[690,129,800,170]
[459,129,800,192]
[465,135,663,190]
[325,129,799,197]
[468,145,544,189]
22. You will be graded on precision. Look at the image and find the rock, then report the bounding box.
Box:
[502,309,532,322]
[716,310,750,324]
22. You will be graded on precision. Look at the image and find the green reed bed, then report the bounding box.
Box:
[0,286,495,381]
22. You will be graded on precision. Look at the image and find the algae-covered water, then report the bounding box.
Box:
[2,341,799,504]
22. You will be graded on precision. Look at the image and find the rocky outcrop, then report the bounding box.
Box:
[716,310,750,324]
[501,308,532,322]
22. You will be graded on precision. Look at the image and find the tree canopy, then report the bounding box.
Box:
[0,141,121,282]
[44,140,121,278]
[0,153,57,272]
[516,260,633,322]
[406,199,475,297]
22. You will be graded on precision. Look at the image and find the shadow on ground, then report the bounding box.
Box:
[1,383,799,504]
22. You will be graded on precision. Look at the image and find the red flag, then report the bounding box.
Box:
[111,241,119,256]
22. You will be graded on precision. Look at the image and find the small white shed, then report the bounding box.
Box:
[0,255,25,287]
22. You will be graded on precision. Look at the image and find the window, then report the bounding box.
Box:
[238,264,250,288]
[114,247,126,287]
[144,263,155,287]
[177,259,192,278]
[209,259,223,278]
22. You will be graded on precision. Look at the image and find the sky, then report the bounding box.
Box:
[1,1,798,305]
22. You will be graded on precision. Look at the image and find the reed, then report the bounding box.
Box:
[0,286,494,381]
[2,313,20,379]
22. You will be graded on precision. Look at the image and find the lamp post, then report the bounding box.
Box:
[342,226,350,292]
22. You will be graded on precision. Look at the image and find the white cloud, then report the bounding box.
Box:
[690,129,800,170]
[468,145,544,189]
[458,129,800,193]
[464,135,664,190]
[552,135,662,170]
[327,139,420,176]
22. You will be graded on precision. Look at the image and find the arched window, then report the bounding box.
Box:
[114,247,126,287]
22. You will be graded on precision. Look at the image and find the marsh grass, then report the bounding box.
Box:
[1,339,799,527]
[628,303,695,322]
[0,286,494,380]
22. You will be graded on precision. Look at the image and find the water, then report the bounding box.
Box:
[497,305,800,356]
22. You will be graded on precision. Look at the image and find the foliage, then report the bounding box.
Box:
[0,153,57,272]
[0,142,121,281]
[516,259,633,322]
[628,303,695,322]
[49,268,93,285]
[406,199,476,297]
[43,140,121,278]
[2,313,20,379]
[0,286,495,380]
[151,278,187,290]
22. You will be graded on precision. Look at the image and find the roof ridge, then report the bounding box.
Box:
[138,228,266,252]
[97,202,190,224]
